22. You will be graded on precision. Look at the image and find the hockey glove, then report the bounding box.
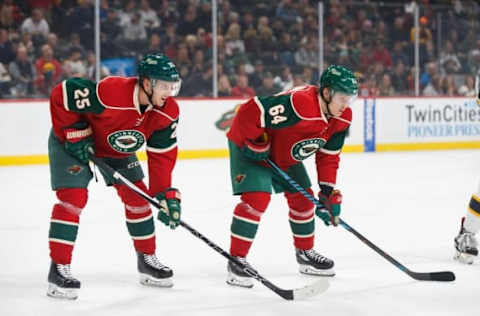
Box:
[156,188,181,229]
[240,133,270,161]
[64,124,94,164]
[316,190,342,226]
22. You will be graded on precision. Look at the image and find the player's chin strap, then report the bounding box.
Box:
[319,87,334,117]
[140,78,158,108]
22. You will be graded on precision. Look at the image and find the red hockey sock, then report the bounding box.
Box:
[285,189,315,250]
[230,192,270,257]
[49,188,88,264]
[115,181,155,255]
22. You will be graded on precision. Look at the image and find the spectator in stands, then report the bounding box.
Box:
[143,33,162,56]
[63,33,86,62]
[423,74,442,96]
[410,16,432,45]
[218,74,232,97]
[34,43,62,96]
[248,60,264,89]
[20,8,49,42]
[439,40,462,74]
[101,9,122,42]
[139,0,160,35]
[123,11,147,43]
[274,65,294,91]
[0,61,11,96]
[256,72,279,96]
[276,0,299,24]
[67,0,94,50]
[294,36,318,69]
[420,62,438,89]
[86,51,110,81]
[62,47,87,78]
[391,41,409,66]
[391,16,409,47]
[441,75,457,96]
[19,31,34,59]
[177,5,199,37]
[225,23,245,59]
[1,0,24,30]
[231,74,255,98]
[8,44,35,97]
[391,61,408,95]
[302,66,318,85]
[457,75,476,97]
[0,28,15,64]
[372,39,393,69]
[379,73,395,96]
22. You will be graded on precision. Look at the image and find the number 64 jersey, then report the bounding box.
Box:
[227,85,352,188]
[49,76,179,194]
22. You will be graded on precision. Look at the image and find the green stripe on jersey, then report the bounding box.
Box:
[323,128,349,151]
[126,216,155,238]
[289,218,314,236]
[231,217,259,240]
[147,121,178,151]
[49,222,79,243]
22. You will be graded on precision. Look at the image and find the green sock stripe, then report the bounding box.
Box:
[231,217,259,239]
[126,217,154,237]
[49,222,79,243]
[289,218,315,236]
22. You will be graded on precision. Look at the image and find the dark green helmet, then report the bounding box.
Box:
[319,65,358,95]
[137,53,180,82]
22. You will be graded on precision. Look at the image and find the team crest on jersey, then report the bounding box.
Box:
[108,130,145,153]
[291,138,326,161]
[67,164,83,175]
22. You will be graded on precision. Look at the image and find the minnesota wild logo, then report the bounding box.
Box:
[291,138,326,161]
[215,104,241,131]
[67,164,83,175]
[234,174,246,183]
[108,130,145,153]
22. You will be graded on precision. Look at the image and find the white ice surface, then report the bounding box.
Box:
[1,150,479,316]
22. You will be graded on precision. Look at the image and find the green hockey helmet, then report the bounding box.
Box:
[137,53,180,82]
[137,53,181,97]
[319,65,358,96]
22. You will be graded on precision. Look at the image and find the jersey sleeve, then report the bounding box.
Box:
[226,97,266,147]
[315,108,352,190]
[146,115,179,196]
[50,78,105,142]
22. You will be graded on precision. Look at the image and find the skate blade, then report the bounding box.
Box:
[299,264,335,276]
[139,274,173,288]
[47,283,78,300]
[226,272,254,288]
[454,251,475,265]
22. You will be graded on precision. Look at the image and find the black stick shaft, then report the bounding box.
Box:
[89,155,296,299]
[265,158,455,282]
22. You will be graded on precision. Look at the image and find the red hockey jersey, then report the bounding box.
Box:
[227,85,351,188]
[50,76,179,195]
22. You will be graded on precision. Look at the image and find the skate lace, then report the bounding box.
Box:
[144,254,168,270]
[458,232,478,250]
[305,249,328,263]
[57,264,75,279]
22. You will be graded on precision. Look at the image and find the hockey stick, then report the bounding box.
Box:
[88,154,329,300]
[265,158,455,282]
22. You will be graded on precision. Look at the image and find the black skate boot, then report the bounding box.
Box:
[296,248,335,276]
[226,256,256,288]
[454,218,478,264]
[137,252,173,287]
[47,261,81,300]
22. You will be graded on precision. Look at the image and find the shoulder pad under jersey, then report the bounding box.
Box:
[152,97,179,122]
[96,76,138,109]
[290,85,324,120]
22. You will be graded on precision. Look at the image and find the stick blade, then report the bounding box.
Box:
[292,279,330,300]
[410,271,456,282]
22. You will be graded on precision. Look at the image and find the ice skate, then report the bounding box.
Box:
[454,218,478,264]
[47,261,81,300]
[296,248,335,276]
[226,256,256,288]
[137,252,173,287]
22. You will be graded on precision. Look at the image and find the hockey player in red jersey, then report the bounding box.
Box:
[454,91,480,264]
[225,65,358,288]
[46,54,183,299]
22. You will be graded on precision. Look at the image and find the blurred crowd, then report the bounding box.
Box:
[0,0,479,98]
